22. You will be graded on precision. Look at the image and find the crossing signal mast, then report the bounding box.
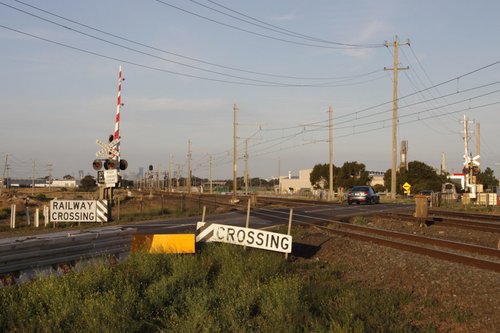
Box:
[462,115,479,198]
[92,66,128,200]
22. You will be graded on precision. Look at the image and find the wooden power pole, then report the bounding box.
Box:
[328,106,334,201]
[187,140,192,193]
[233,104,238,203]
[384,36,409,200]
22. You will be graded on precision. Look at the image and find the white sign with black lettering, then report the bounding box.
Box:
[196,222,292,253]
[50,200,108,223]
[104,169,118,186]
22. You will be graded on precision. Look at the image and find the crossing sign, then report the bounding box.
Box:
[95,138,120,158]
[196,222,292,253]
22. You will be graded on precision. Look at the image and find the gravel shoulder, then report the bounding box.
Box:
[293,216,500,333]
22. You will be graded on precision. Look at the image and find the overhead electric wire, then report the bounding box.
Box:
[152,0,381,49]
[195,93,500,171]
[334,89,500,132]
[189,0,382,48]
[0,24,383,88]
[399,47,458,133]
[1,2,319,86]
[334,58,500,122]
[12,0,380,81]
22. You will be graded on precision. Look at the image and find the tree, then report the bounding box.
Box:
[336,161,371,189]
[310,163,330,189]
[384,161,445,195]
[310,161,371,190]
[79,175,97,191]
[373,184,386,193]
[477,167,498,190]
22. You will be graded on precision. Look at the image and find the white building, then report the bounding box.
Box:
[51,179,77,188]
[279,169,313,194]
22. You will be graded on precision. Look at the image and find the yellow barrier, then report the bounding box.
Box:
[132,234,195,254]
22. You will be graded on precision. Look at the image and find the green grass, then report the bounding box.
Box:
[0,243,435,332]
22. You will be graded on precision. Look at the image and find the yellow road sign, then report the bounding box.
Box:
[402,182,411,192]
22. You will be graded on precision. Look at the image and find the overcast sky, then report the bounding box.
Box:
[1,0,500,181]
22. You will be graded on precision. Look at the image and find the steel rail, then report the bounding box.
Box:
[377,212,500,234]
[429,209,500,222]
[252,208,500,272]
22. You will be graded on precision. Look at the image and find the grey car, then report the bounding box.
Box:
[347,186,380,205]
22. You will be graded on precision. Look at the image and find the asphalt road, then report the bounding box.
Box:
[128,202,413,235]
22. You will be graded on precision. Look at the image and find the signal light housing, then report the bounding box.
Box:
[92,159,103,171]
[104,159,117,170]
[119,159,128,171]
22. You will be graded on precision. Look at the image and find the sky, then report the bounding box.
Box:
[1,0,500,181]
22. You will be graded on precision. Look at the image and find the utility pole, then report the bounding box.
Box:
[156,163,161,190]
[278,158,281,194]
[187,139,192,193]
[1,154,8,196]
[168,154,173,192]
[32,160,36,196]
[232,104,238,203]
[209,155,213,194]
[476,122,480,170]
[176,164,181,189]
[328,106,334,201]
[244,139,249,195]
[47,163,53,190]
[384,36,409,200]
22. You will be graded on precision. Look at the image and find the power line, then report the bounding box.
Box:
[0,23,382,88]
[334,58,500,121]
[0,18,387,88]
[152,0,382,49]
[11,0,381,81]
[190,0,382,48]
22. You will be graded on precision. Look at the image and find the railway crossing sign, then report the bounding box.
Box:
[402,182,411,194]
[50,200,108,223]
[196,222,292,253]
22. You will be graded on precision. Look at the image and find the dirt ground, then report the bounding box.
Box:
[293,217,500,333]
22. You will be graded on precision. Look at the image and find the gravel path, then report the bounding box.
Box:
[294,217,500,333]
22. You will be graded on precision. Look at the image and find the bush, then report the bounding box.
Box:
[35,193,49,201]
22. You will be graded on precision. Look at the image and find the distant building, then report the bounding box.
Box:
[368,171,385,188]
[279,169,313,194]
[51,179,77,188]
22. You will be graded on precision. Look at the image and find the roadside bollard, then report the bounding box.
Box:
[10,204,16,229]
[34,208,39,228]
[25,207,30,226]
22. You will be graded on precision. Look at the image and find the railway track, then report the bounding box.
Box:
[252,208,500,273]
[376,212,500,234]
[429,209,500,222]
